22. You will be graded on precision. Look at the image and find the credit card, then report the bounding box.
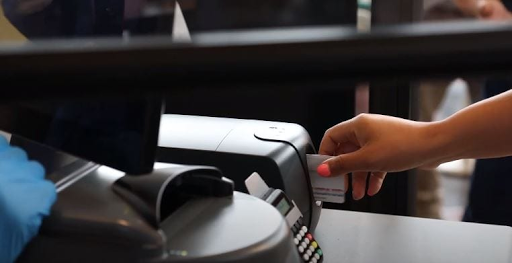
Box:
[306,154,345,203]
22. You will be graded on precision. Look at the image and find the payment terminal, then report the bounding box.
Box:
[245,172,324,263]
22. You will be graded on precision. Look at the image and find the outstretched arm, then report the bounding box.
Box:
[318,89,512,200]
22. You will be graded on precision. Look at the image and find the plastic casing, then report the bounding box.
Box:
[17,164,301,263]
[157,114,322,231]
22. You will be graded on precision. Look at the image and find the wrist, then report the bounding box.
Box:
[422,119,465,165]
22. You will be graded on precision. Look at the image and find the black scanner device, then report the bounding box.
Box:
[157,114,322,232]
[18,161,302,263]
[4,99,308,262]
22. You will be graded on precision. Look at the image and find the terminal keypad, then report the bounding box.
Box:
[291,217,323,263]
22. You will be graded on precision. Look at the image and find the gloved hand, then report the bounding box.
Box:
[0,135,56,263]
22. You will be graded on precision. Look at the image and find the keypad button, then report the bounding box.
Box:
[302,226,308,233]
[311,241,318,249]
[298,246,304,253]
[310,257,318,263]
[303,254,310,261]
[296,234,302,240]
[314,253,320,260]
[316,248,323,256]
[294,238,300,245]
[301,242,307,249]
[304,238,310,245]
[306,233,313,241]
[292,225,299,234]
[306,250,313,256]
[299,230,305,237]
[309,245,315,252]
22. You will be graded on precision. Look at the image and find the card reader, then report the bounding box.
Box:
[157,114,322,232]
[246,172,324,263]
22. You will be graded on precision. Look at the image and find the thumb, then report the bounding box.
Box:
[319,149,373,177]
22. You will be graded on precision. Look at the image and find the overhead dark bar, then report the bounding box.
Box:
[1,20,512,100]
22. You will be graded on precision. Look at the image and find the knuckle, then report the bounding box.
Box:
[355,113,370,122]
[372,172,386,180]
[353,114,372,131]
[324,127,334,137]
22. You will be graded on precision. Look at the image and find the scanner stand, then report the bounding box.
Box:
[113,165,233,228]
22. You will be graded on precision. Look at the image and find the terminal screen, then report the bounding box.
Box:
[275,196,292,216]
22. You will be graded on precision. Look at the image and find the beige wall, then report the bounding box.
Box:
[0,3,22,140]
[0,4,27,41]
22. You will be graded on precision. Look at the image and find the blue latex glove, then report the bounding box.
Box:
[0,135,57,263]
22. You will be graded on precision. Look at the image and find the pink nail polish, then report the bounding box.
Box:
[317,164,331,177]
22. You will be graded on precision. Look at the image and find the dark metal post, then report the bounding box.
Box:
[364,0,423,216]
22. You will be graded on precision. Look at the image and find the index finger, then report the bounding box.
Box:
[319,119,356,155]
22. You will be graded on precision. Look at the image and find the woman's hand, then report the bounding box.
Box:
[317,114,445,200]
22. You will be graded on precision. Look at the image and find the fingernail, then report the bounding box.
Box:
[317,164,331,177]
[353,192,363,200]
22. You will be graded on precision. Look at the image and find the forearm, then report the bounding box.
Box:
[428,89,512,163]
